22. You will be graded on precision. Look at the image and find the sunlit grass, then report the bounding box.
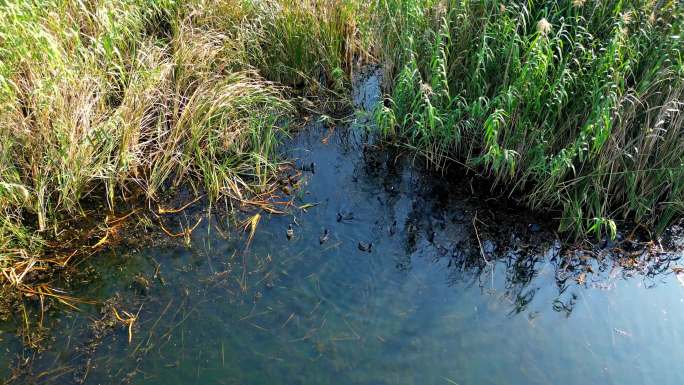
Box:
[0,0,300,286]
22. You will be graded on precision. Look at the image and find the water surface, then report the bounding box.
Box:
[2,71,684,385]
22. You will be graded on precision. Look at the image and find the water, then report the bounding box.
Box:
[2,70,684,385]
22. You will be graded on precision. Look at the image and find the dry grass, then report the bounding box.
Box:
[0,0,376,309]
[0,0,299,296]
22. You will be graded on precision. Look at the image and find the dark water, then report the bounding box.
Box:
[2,69,684,385]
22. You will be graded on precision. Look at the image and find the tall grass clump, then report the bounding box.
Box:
[247,0,372,95]
[0,0,376,294]
[0,0,308,289]
[373,0,684,238]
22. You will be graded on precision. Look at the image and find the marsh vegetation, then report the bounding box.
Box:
[0,3,683,381]
[0,0,682,305]
[372,0,683,238]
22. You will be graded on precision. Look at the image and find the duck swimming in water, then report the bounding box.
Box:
[286,224,294,240]
[319,229,330,245]
[389,220,397,236]
[358,241,372,252]
[336,211,354,222]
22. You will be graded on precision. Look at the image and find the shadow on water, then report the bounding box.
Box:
[2,67,684,385]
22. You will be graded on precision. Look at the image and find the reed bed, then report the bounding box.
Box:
[372,0,683,238]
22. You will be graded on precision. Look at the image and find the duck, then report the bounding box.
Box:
[389,220,397,236]
[358,241,372,252]
[336,211,354,222]
[427,230,436,243]
[299,161,316,173]
[286,224,294,240]
[319,229,330,245]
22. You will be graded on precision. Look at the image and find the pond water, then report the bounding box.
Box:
[2,70,684,385]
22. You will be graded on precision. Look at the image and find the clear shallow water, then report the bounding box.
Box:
[2,73,684,385]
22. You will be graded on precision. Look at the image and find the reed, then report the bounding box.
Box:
[372,0,683,238]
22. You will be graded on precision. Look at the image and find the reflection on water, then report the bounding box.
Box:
[2,71,684,385]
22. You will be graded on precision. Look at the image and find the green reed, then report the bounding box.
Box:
[373,0,683,238]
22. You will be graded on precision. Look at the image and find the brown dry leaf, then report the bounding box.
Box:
[576,272,586,285]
